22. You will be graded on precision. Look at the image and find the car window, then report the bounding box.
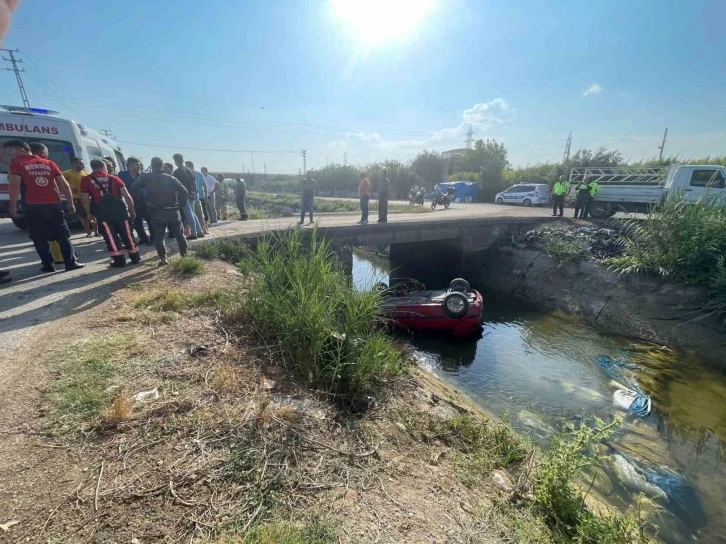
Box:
[86,142,105,162]
[520,185,535,192]
[506,186,520,193]
[114,150,127,172]
[690,169,725,189]
[0,136,75,173]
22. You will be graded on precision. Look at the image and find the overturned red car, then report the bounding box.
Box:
[380,278,483,337]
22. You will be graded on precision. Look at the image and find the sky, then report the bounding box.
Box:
[1,0,725,174]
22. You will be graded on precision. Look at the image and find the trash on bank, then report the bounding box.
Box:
[613,388,652,417]
[133,386,160,404]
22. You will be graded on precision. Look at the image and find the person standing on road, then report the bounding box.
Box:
[118,157,153,245]
[550,175,570,217]
[63,157,97,237]
[235,174,247,219]
[377,168,391,223]
[298,171,316,225]
[186,160,209,233]
[4,139,84,272]
[358,171,371,224]
[103,156,117,174]
[216,174,228,220]
[585,180,599,219]
[173,154,204,239]
[201,167,219,224]
[80,160,140,268]
[130,157,189,266]
[573,177,592,219]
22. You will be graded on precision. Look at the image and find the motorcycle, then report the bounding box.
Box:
[431,188,454,210]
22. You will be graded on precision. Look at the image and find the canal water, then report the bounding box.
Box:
[353,248,726,544]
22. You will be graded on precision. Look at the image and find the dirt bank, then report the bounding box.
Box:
[474,245,726,367]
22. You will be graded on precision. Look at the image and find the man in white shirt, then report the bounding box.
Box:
[201,166,219,224]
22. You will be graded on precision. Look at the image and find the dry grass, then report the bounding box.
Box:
[104,389,133,424]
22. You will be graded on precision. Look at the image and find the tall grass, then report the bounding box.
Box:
[247,192,429,216]
[608,194,726,323]
[238,228,403,408]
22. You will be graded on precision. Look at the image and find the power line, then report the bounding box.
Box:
[1,48,30,107]
[116,140,299,154]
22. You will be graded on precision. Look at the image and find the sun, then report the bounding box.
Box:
[330,0,437,47]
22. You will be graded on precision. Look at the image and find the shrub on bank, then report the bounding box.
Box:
[228,229,403,408]
[609,194,726,324]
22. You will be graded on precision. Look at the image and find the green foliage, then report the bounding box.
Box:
[133,288,235,313]
[245,192,428,216]
[452,139,511,201]
[425,413,527,486]
[531,419,645,541]
[542,237,590,264]
[238,229,403,408]
[242,519,337,544]
[412,149,445,186]
[47,336,136,430]
[449,170,481,182]
[196,238,254,263]
[167,255,205,276]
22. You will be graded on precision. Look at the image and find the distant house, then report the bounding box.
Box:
[442,148,469,182]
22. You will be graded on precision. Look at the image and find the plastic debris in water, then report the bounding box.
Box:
[613,389,652,417]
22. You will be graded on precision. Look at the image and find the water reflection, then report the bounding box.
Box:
[353,249,726,544]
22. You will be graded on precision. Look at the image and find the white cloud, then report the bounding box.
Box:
[331,99,514,152]
[583,83,602,97]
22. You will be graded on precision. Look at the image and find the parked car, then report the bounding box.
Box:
[494,184,549,207]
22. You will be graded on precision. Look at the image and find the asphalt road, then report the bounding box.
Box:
[0,202,552,357]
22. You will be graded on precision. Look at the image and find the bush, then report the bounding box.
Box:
[167,255,205,276]
[238,229,403,408]
[195,238,253,263]
[608,194,726,324]
[542,237,590,264]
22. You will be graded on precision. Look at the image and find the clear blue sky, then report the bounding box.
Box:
[1,0,724,173]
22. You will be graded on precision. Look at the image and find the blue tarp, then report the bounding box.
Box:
[439,182,480,202]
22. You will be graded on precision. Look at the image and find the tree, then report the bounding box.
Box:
[570,147,623,167]
[453,139,511,200]
[412,150,444,188]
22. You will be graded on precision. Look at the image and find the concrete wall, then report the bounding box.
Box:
[472,246,726,367]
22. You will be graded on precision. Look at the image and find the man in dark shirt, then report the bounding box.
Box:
[130,157,189,265]
[118,157,153,245]
[173,153,204,239]
[4,139,84,272]
[377,168,391,223]
[298,171,316,225]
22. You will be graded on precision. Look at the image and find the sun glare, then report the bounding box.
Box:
[331,0,437,47]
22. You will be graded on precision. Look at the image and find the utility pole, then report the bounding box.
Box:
[1,48,30,107]
[657,128,668,160]
[343,151,347,166]
[563,131,572,162]
[301,149,307,174]
[465,124,475,148]
[325,156,329,166]
[263,162,267,182]
[250,152,255,175]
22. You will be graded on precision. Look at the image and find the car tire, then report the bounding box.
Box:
[523,199,532,207]
[11,216,28,230]
[496,197,504,205]
[442,292,469,319]
[449,278,470,293]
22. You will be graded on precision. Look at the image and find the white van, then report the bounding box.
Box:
[0,105,128,228]
[494,183,550,207]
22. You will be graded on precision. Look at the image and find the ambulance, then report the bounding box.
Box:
[0,105,128,229]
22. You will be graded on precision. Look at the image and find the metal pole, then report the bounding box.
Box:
[658,128,668,160]
[2,48,30,107]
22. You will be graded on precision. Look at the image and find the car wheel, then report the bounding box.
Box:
[496,197,504,205]
[523,199,532,207]
[449,278,470,293]
[442,292,470,319]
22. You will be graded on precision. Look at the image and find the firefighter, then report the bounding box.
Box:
[80,159,140,267]
[4,139,84,272]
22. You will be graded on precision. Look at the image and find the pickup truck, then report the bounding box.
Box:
[568,164,726,218]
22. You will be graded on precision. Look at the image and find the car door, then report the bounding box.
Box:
[517,185,534,204]
[685,168,726,204]
[504,186,521,202]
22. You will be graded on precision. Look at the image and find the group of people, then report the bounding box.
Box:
[296,168,390,226]
[550,175,599,218]
[0,141,249,283]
